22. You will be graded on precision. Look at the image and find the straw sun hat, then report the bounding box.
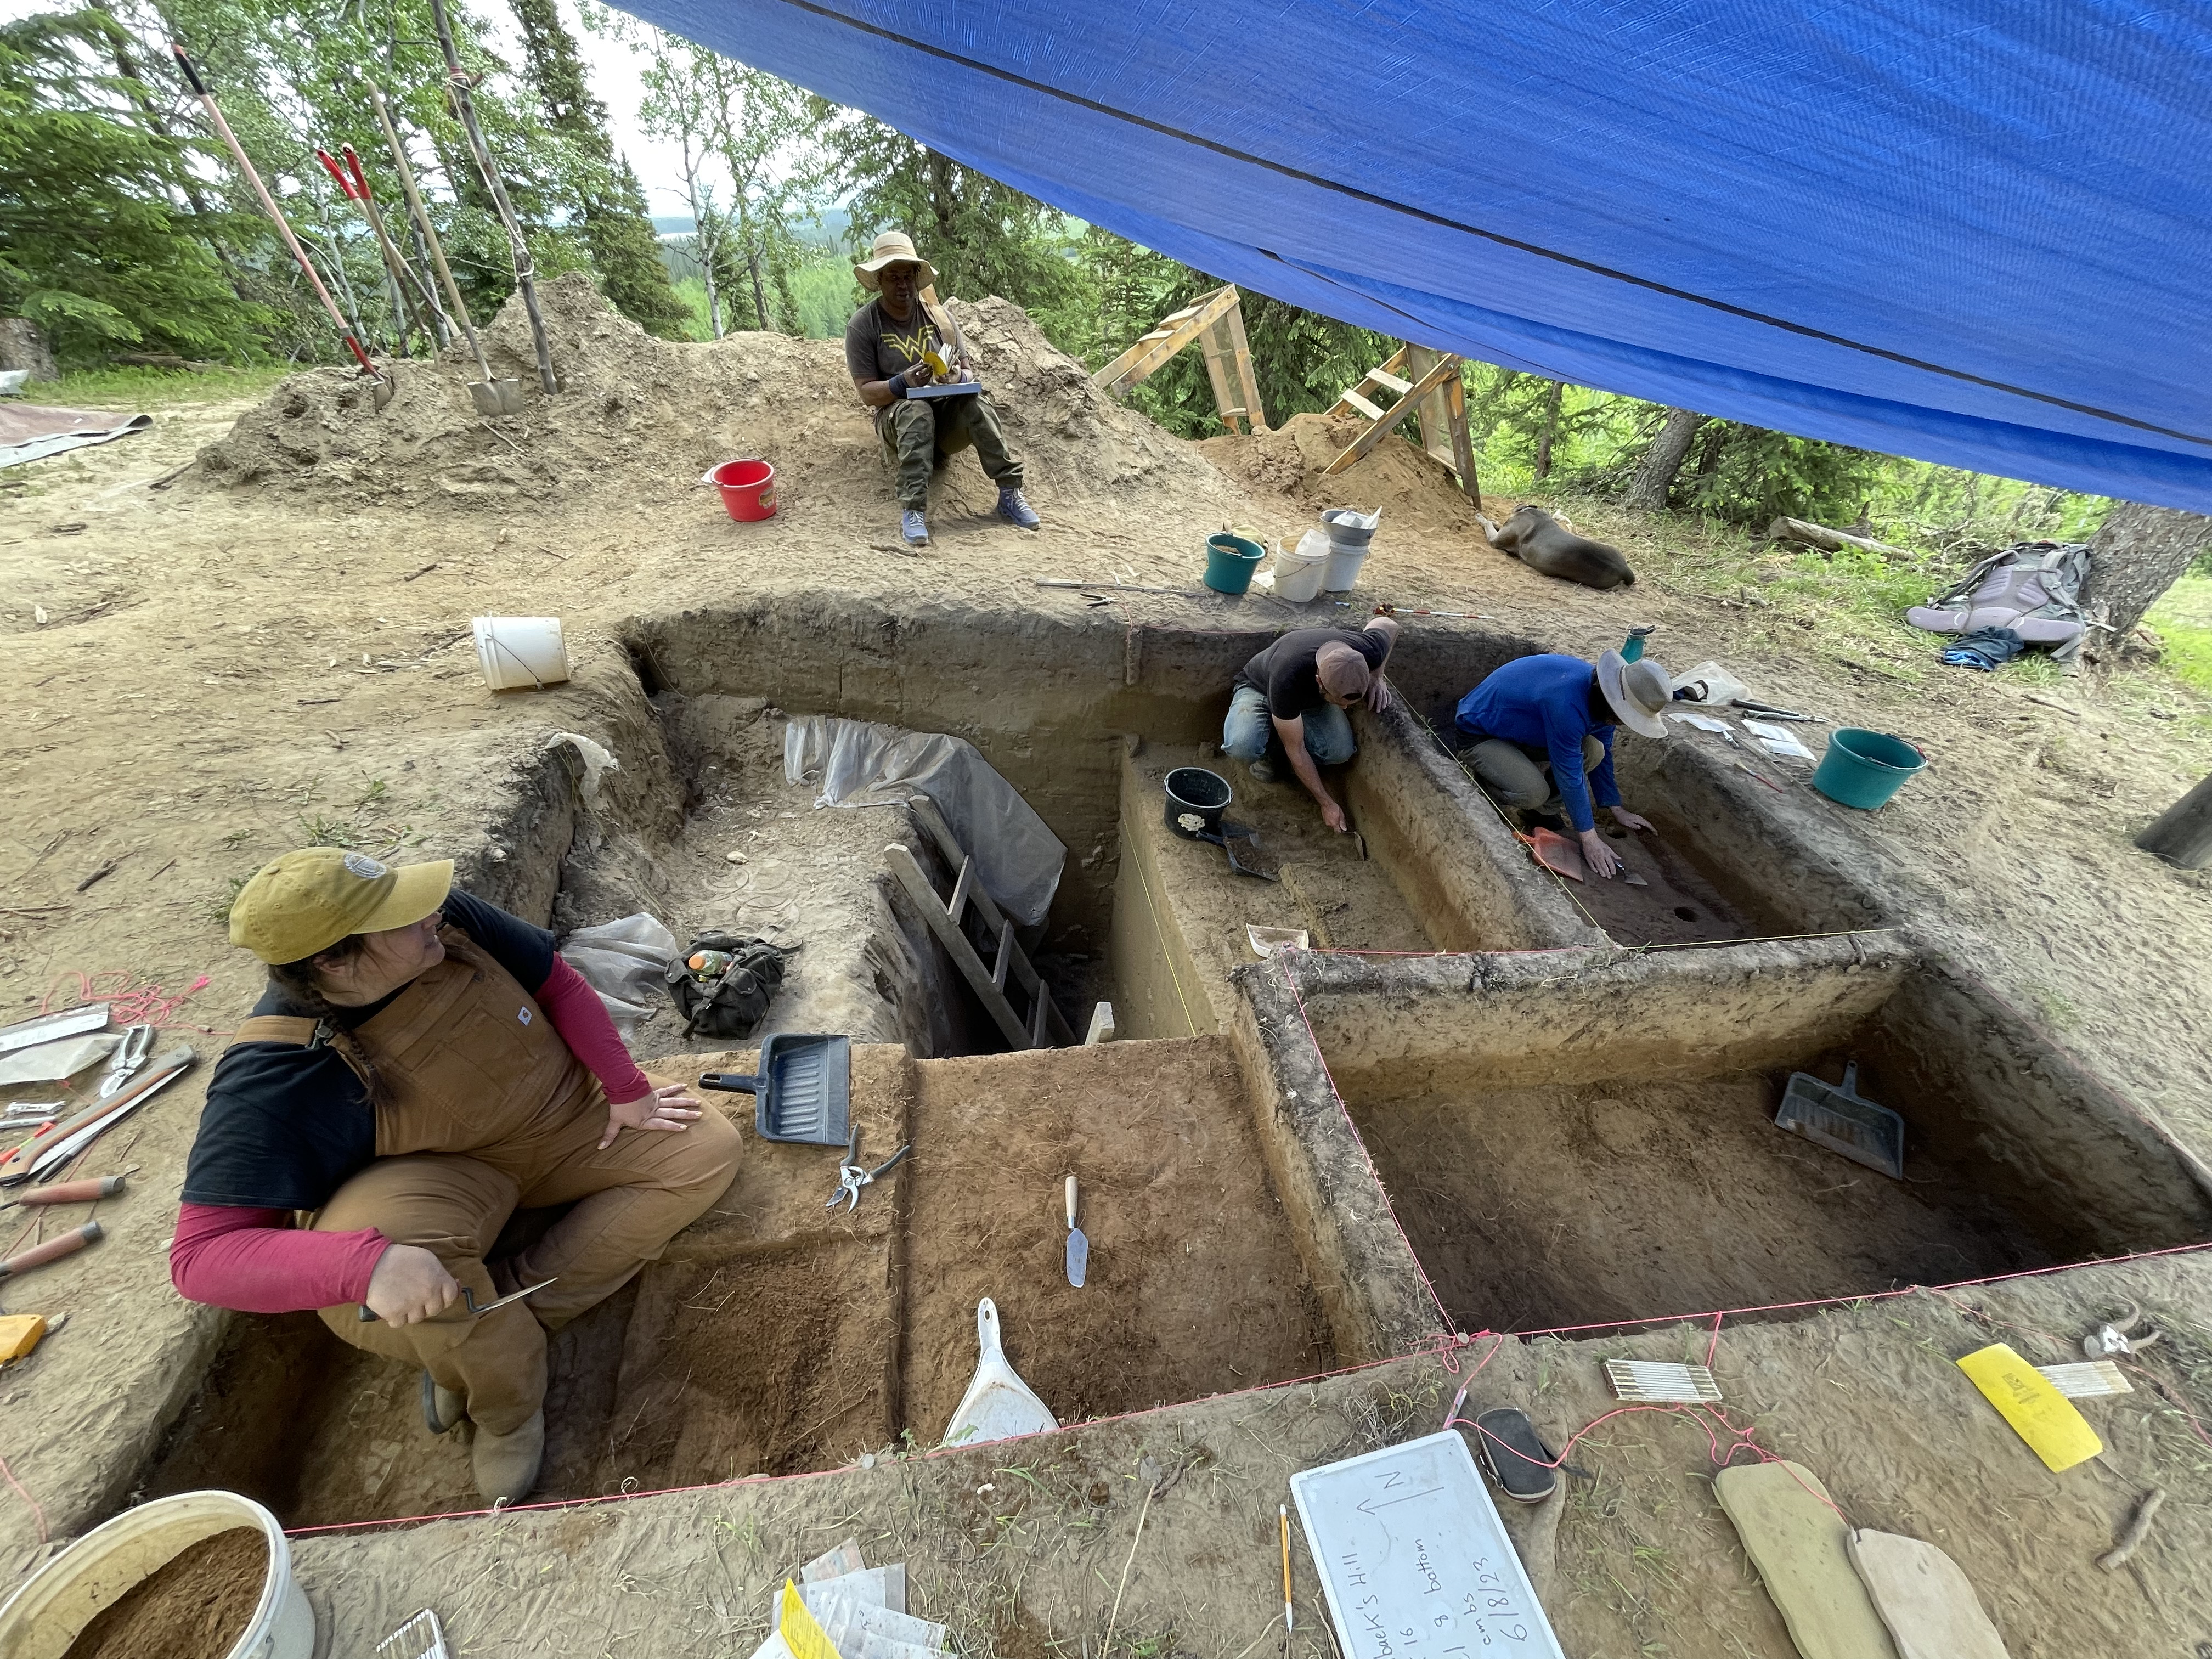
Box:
[853,230,937,291]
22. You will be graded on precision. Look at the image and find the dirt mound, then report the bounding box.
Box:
[1198,410,1506,541]
[191,275,1240,521]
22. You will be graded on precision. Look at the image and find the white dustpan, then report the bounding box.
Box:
[943,1299,1057,1447]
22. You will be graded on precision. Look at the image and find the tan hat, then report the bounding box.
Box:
[853,230,937,292]
[1314,641,1374,700]
[229,848,454,964]
[1595,650,1674,740]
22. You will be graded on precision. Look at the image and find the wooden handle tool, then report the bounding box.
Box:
[0,1175,127,1210]
[0,1221,103,1280]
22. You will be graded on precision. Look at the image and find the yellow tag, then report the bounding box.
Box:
[1957,1342,2102,1472]
[780,1579,842,1659]
[922,347,950,379]
[0,1314,46,1365]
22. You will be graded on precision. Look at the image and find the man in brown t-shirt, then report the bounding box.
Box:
[844,230,1036,549]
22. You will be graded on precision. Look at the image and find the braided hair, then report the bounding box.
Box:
[266,935,388,1108]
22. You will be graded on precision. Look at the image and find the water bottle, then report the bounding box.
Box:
[1622,625,1655,662]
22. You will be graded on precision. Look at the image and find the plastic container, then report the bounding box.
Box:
[1810,727,1927,809]
[1272,530,1333,602]
[705,458,777,521]
[1163,766,1232,838]
[473,616,569,691]
[0,1488,314,1659]
[0,370,30,397]
[1320,507,1380,591]
[1203,532,1266,595]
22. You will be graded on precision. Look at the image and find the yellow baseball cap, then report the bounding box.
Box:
[229,848,454,964]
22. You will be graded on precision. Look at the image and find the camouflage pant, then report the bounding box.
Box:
[877,392,1023,510]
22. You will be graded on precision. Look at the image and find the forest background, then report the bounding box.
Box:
[5,0,2209,689]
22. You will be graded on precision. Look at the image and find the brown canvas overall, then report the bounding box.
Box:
[230,927,740,1434]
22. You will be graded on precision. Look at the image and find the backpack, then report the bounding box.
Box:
[663,933,789,1039]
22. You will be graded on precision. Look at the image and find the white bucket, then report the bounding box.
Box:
[1272,531,1333,602]
[473,615,569,691]
[1322,544,1370,592]
[0,1489,314,1659]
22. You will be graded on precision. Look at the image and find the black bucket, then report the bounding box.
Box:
[1164,766,1232,840]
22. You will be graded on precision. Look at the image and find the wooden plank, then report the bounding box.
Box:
[1444,372,1481,503]
[1085,1002,1116,1045]
[883,843,1032,1048]
[1325,346,1406,415]
[992,919,1014,990]
[901,794,1068,1046]
[947,857,975,928]
[1406,345,1453,458]
[1322,355,1460,476]
[1223,298,1267,432]
[1340,389,1387,422]
[1199,316,1243,433]
[1029,985,1052,1046]
[1093,285,1239,396]
[1369,369,1413,395]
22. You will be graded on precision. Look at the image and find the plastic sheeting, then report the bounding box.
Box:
[560,913,680,1034]
[620,0,2212,510]
[784,715,1065,927]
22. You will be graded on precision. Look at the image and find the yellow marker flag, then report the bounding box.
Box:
[1956,1342,2103,1472]
[780,1578,843,1659]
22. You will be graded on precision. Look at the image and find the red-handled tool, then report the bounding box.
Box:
[0,1222,103,1282]
[0,1175,128,1211]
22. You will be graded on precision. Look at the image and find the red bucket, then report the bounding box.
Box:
[706,458,777,521]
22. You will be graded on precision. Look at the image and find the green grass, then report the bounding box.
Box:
[21,364,292,410]
[2149,572,2212,697]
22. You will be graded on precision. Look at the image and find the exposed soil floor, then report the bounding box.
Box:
[143,1037,1325,1526]
[1351,1070,2061,1332]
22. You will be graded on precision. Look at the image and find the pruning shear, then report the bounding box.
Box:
[95,1025,154,1101]
[825,1127,911,1213]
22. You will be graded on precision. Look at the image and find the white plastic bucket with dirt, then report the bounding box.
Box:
[1272,530,1333,602]
[0,1488,314,1659]
[473,615,569,691]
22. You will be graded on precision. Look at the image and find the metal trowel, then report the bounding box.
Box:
[1064,1175,1088,1288]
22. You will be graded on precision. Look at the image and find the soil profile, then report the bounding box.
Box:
[61,1526,266,1659]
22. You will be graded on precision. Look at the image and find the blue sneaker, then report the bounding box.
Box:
[996,487,1040,530]
[901,508,929,547]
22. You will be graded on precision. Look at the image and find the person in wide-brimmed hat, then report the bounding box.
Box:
[168,849,741,1505]
[1453,650,1674,878]
[845,229,1039,548]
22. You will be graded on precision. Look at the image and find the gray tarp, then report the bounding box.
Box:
[783,716,1065,928]
[0,404,151,469]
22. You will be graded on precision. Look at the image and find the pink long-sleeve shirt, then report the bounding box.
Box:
[170,955,654,1313]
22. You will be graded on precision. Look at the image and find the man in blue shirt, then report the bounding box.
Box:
[1454,650,1674,878]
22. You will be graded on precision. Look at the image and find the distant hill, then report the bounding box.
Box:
[651,209,851,250]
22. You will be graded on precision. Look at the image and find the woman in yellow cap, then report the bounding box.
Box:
[170,849,741,1504]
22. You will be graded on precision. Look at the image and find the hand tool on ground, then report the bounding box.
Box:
[944,1297,1057,1446]
[1037,578,1198,597]
[0,1005,107,1056]
[0,1222,102,1283]
[94,1023,152,1099]
[1731,698,1824,723]
[2,1043,194,1186]
[376,1607,453,1659]
[0,1174,127,1211]
[172,44,380,381]
[1367,602,1500,621]
[2083,1301,2162,1358]
[359,1275,557,1323]
[363,78,520,417]
[1279,1504,1294,1637]
[825,1127,910,1212]
[1734,758,1785,791]
[1064,1175,1088,1287]
[1337,804,1369,861]
[700,1032,852,1146]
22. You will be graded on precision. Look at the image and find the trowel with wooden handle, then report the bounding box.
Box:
[1064,1175,1088,1288]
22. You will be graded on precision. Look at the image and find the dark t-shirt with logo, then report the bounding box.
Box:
[179,891,555,1210]
[844,297,945,388]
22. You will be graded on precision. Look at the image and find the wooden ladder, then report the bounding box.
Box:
[1092,284,1268,435]
[882,797,1074,1050]
[1323,344,1480,501]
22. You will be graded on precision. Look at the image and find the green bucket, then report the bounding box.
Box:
[1810,727,1927,809]
[1202,532,1266,595]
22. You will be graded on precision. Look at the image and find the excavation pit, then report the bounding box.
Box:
[146,1039,1336,1526]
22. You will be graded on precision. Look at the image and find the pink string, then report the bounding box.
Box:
[40,971,212,1029]
[0,1452,48,1544]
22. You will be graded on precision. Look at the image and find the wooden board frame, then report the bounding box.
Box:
[1092,285,1268,434]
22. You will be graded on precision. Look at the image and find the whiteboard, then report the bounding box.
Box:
[1289,1430,1567,1659]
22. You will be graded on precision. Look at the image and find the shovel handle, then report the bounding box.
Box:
[697,1073,760,1094]
[11,1175,126,1207]
[1065,1174,1078,1229]
[0,1221,102,1279]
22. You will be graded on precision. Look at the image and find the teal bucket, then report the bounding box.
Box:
[1202,532,1266,595]
[1811,727,1927,809]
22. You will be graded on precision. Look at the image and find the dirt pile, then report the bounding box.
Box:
[191,276,1243,523]
[1199,410,1505,541]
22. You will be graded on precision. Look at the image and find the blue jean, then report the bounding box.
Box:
[1222,686,1357,766]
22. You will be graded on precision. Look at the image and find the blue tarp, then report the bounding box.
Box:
[624,0,2212,510]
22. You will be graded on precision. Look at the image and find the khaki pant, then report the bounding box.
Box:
[878,391,1022,509]
[1468,733,1606,812]
[244,926,743,1436]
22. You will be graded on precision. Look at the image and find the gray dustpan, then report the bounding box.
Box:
[699,1031,851,1146]
[1775,1060,1904,1178]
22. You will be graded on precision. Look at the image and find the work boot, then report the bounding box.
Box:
[1247,757,1279,785]
[422,1370,464,1436]
[996,487,1041,530]
[471,1409,545,1506]
[901,509,929,547]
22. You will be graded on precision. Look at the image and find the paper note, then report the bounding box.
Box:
[780,1579,844,1659]
[1956,1343,2102,1471]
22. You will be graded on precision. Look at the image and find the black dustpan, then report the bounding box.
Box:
[699,1032,851,1146]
